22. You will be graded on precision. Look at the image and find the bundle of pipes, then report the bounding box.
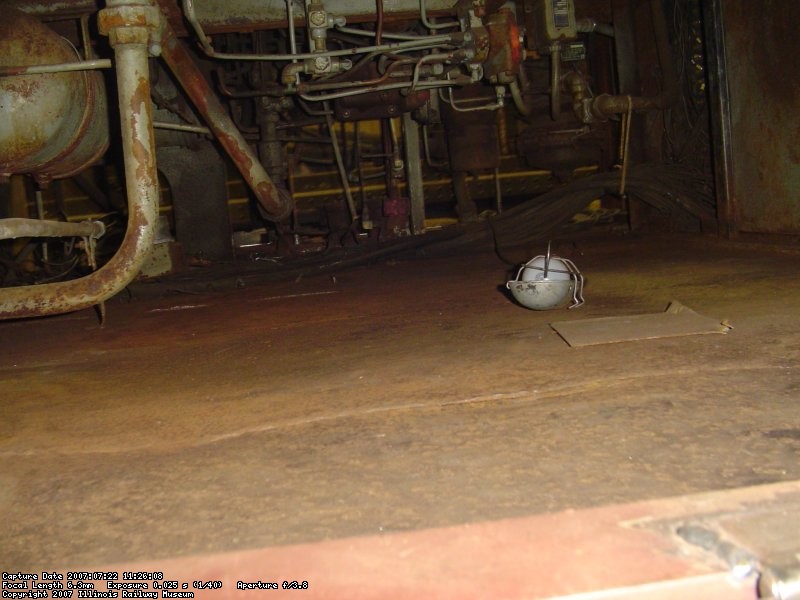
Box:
[0,0,294,320]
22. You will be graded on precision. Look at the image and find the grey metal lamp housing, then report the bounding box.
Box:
[506,252,585,310]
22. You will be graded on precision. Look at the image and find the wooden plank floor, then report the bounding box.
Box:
[2,232,799,584]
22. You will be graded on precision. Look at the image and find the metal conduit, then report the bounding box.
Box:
[0,0,161,320]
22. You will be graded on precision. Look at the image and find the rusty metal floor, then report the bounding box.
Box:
[1,232,799,595]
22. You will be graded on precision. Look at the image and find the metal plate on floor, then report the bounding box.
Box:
[550,301,732,347]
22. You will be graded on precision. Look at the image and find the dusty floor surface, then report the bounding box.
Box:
[1,232,799,570]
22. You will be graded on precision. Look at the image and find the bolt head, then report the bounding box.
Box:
[309,10,327,26]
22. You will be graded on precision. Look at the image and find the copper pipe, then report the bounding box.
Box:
[157,13,292,221]
[0,0,160,319]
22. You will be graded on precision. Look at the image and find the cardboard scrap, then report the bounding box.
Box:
[550,301,732,347]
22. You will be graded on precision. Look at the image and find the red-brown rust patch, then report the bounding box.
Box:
[3,76,41,99]
[98,12,149,30]
[161,35,212,115]
[128,77,155,182]
[218,131,254,171]
[157,20,290,220]
[256,181,278,204]
[129,76,151,115]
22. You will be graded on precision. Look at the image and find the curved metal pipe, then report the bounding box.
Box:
[509,79,532,117]
[158,19,292,221]
[0,16,159,320]
[419,0,459,30]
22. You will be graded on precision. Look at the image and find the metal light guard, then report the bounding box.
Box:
[506,253,585,310]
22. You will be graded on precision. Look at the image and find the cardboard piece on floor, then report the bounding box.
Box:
[550,301,732,347]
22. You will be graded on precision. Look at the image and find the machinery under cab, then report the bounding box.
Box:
[0,0,714,318]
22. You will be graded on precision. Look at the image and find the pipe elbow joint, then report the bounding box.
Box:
[281,63,305,85]
[256,184,293,222]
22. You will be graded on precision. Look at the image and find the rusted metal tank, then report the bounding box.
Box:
[0,7,108,184]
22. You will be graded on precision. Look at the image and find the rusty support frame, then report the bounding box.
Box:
[156,11,292,221]
[0,0,161,320]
